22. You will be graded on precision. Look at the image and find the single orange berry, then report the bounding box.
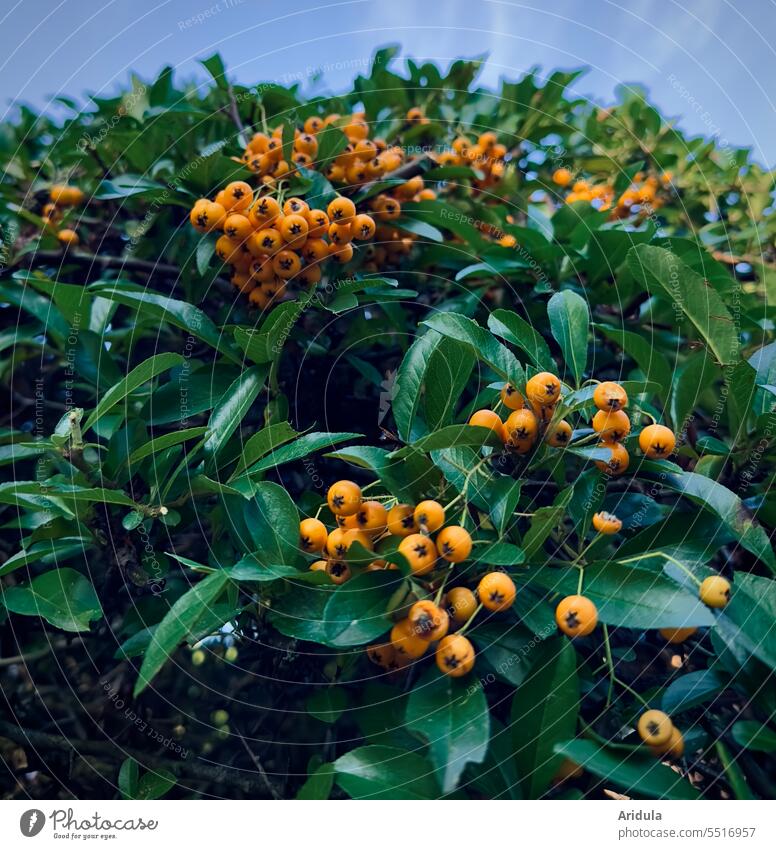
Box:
[525,372,561,406]
[386,504,418,537]
[477,572,516,611]
[436,525,472,563]
[638,423,676,459]
[593,381,628,412]
[413,500,445,532]
[435,634,475,677]
[592,511,622,535]
[299,517,327,552]
[555,595,598,637]
[327,480,362,516]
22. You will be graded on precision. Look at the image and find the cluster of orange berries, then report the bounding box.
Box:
[299,479,517,677]
[468,371,570,456]
[552,168,671,216]
[189,185,375,309]
[239,109,424,189]
[43,184,84,246]
[436,129,509,190]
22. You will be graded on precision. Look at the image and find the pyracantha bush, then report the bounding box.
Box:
[0,47,774,801]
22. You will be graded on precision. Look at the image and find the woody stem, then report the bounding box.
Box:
[458,602,483,636]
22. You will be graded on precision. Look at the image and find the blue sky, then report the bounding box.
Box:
[2,0,775,165]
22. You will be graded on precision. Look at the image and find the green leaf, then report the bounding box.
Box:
[394,216,443,242]
[203,367,265,472]
[134,569,230,696]
[511,637,579,797]
[424,337,476,431]
[488,309,555,371]
[393,330,443,441]
[242,481,299,567]
[334,745,440,799]
[399,424,503,455]
[136,769,176,800]
[240,432,363,477]
[230,421,298,476]
[267,580,332,643]
[233,295,310,364]
[472,541,525,566]
[10,482,137,508]
[661,669,727,714]
[406,668,490,793]
[422,312,525,387]
[0,537,90,578]
[127,427,209,466]
[306,687,348,724]
[88,285,241,363]
[553,740,700,799]
[547,290,589,387]
[731,721,776,753]
[717,573,776,670]
[296,763,335,799]
[628,245,739,365]
[527,561,715,628]
[118,758,139,799]
[670,350,718,432]
[595,324,672,398]
[523,488,572,560]
[323,570,403,647]
[659,472,775,573]
[2,568,102,632]
[84,352,184,432]
[489,477,523,536]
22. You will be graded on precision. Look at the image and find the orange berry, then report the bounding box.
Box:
[638,424,676,459]
[305,208,329,238]
[546,420,572,447]
[300,517,327,552]
[659,627,697,644]
[435,635,475,677]
[327,196,356,223]
[595,442,630,476]
[408,600,449,641]
[223,213,253,242]
[326,480,362,516]
[477,572,516,611]
[468,409,504,440]
[504,408,538,443]
[326,559,351,585]
[413,500,445,532]
[386,504,418,537]
[352,213,376,240]
[390,618,429,660]
[592,409,631,441]
[500,383,524,410]
[57,228,79,246]
[279,213,309,247]
[348,500,388,536]
[445,587,477,625]
[525,372,561,406]
[593,381,628,412]
[592,511,622,535]
[283,197,309,216]
[398,533,438,575]
[249,196,281,227]
[436,526,472,563]
[223,181,253,212]
[272,250,302,278]
[555,595,598,637]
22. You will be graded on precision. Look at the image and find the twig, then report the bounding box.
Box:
[0,719,277,797]
[13,250,182,276]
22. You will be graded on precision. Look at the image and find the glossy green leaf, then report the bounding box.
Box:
[2,568,102,633]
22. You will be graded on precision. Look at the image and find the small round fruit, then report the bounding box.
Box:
[659,627,697,644]
[504,408,538,442]
[386,504,418,537]
[408,600,449,641]
[699,575,731,608]
[223,181,253,212]
[326,559,352,584]
[638,423,676,459]
[57,228,79,246]
[279,213,309,246]
[436,525,472,563]
[390,618,429,660]
[649,727,685,759]
[299,517,327,552]
[398,533,438,575]
[413,500,445,533]
[592,511,622,535]
[477,572,516,611]
[637,710,673,746]
[352,213,376,240]
[435,635,475,677]
[525,372,561,406]
[592,409,631,441]
[272,250,302,278]
[552,168,572,187]
[468,409,504,440]
[446,587,477,625]
[595,441,630,476]
[367,642,396,668]
[327,195,356,223]
[555,595,598,637]
[546,420,572,447]
[309,559,328,572]
[500,383,524,410]
[350,500,388,536]
[327,480,362,516]
[593,381,628,411]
